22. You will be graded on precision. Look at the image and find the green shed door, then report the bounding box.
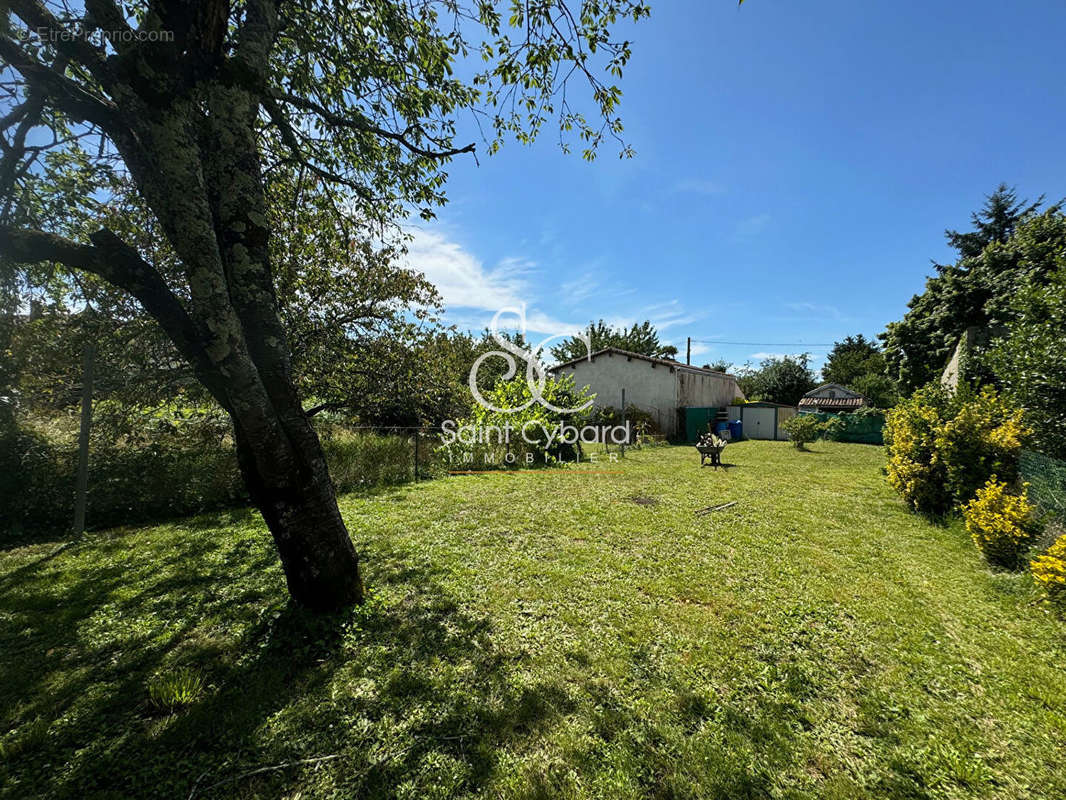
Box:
[683,408,715,442]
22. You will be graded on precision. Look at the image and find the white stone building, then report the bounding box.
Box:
[549,347,745,438]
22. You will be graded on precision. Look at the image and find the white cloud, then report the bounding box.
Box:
[402,228,583,338]
[403,228,528,311]
[403,226,710,347]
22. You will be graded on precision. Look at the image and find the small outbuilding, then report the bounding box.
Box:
[725,401,798,441]
[549,347,745,438]
[798,383,869,413]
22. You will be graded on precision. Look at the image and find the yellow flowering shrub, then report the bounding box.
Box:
[884,386,952,514]
[885,385,1030,515]
[936,387,1030,510]
[964,478,1036,568]
[1030,533,1066,604]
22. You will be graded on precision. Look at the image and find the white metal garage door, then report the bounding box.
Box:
[743,406,777,440]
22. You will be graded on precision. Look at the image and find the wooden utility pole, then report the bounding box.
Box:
[686,337,691,365]
[72,342,95,536]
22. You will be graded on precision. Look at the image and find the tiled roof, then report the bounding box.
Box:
[798,396,867,409]
[550,347,736,378]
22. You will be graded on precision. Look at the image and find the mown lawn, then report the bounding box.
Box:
[1,441,1064,799]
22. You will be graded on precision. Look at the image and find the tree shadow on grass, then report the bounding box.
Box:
[0,528,568,800]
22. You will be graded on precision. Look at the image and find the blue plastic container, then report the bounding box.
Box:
[728,420,742,440]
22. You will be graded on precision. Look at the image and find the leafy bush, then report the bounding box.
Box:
[588,403,661,435]
[781,414,824,449]
[935,388,1029,509]
[437,373,593,469]
[147,667,204,713]
[964,478,1037,568]
[885,385,1028,515]
[987,265,1066,459]
[2,404,428,536]
[1030,532,1066,605]
[819,415,846,441]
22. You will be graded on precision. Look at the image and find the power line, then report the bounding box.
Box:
[688,339,835,347]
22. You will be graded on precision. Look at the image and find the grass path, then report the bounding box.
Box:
[1,441,1064,798]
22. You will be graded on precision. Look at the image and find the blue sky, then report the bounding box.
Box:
[403,0,1066,371]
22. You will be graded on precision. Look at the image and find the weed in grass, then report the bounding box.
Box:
[146,667,205,713]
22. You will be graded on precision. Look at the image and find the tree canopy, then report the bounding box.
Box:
[984,226,1066,458]
[880,185,1059,393]
[551,319,677,362]
[736,354,817,406]
[821,334,897,408]
[0,0,650,610]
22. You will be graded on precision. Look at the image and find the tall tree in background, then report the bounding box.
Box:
[703,359,733,373]
[880,185,1053,393]
[821,335,897,408]
[735,354,816,406]
[984,213,1066,458]
[551,319,676,362]
[0,0,649,610]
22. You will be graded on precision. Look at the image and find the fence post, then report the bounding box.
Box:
[72,342,95,535]
[413,428,420,481]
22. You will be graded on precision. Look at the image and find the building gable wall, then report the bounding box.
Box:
[556,353,741,436]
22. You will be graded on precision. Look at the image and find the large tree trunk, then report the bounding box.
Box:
[234,417,363,611]
[0,2,368,611]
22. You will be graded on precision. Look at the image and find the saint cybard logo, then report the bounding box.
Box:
[469,306,593,414]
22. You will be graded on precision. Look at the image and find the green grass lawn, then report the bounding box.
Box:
[2,441,1064,799]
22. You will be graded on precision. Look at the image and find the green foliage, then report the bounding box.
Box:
[820,414,847,441]
[589,403,661,435]
[822,335,897,408]
[0,406,433,535]
[964,479,1037,569]
[781,414,825,449]
[985,265,1066,459]
[4,1,650,235]
[437,373,593,468]
[1,404,245,534]
[319,427,426,489]
[270,172,445,425]
[1031,532,1066,605]
[884,385,1029,516]
[4,173,451,429]
[736,354,817,405]
[881,187,1061,392]
[146,668,205,714]
[551,319,677,362]
[704,359,733,373]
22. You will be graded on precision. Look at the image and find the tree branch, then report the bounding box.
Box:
[274,91,476,160]
[0,35,119,130]
[0,225,226,401]
[6,0,117,89]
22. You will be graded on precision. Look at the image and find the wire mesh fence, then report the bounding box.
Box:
[3,421,650,536]
[1020,449,1066,521]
